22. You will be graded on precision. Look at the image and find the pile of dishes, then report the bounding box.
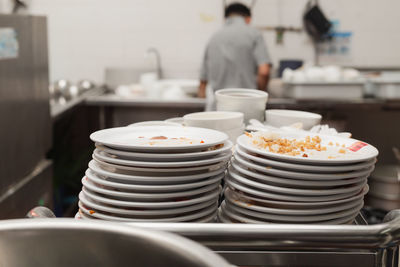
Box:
[77,126,232,222]
[220,130,378,224]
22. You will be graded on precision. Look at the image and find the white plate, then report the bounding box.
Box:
[224,200,363,223]
[96,140,233,162]
[220,202,357,225]
[82,177,219,200]
[231,161,367,188]
[79,200,217,222]
[217,208,233,223]
[224,188,363,216]
[89,160,226,185]
[234,153,374,180]
[81,186,221,208]
[237,132,379,164]
[228,167,366,196]
[93,148,232,168]
[236,144,376,173]
[79,191,217,216]
[78,209,93,220]
[90,126,228,152]
[86,169,224,193]
[93,156,228,174]
[226,177,363,202]
[195,211,218,223]
[226,186,368,209]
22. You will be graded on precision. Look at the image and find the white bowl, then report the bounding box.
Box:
[215,88,268,123]
[128,121,181,127]
[183,111,244,131]
[165,117,184,125]
[265,109,322,130]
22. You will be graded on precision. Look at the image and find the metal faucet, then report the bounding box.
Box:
[146,47,162,79]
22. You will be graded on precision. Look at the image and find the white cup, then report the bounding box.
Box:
[215,88,268,123]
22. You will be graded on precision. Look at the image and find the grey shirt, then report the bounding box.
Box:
[200,16,271,90]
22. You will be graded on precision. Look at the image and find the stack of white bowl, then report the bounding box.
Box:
[77,126,232,222]
[183,111,245,143]
[219,131,379,224]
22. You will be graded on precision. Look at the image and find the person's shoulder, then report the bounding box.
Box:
[208,27,229,44]
[246,26,263,38]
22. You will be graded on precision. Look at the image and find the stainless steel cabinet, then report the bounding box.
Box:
[0,15,52,217]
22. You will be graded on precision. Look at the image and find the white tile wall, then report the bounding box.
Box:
[28,0,400,83]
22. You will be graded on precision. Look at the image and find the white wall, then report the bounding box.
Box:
[28,0,400,84]
[29,0,223,83]
[253,0,400,68]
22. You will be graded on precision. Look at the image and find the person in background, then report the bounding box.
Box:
[198,2,271,98]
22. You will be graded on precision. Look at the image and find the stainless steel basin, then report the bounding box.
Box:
[0,219,231,267]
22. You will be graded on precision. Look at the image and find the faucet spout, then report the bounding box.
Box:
[146,47,162,79]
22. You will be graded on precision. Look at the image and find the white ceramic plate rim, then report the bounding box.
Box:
[82,186,221,208]
[225,189,363,216]
[92,156,228,173]
[225,200,363,222]
[82,177,220,199]
[79,191,217,216]
[86,169,224,192]
[96,140,233,160]
[236,144,376,173]
[93,148,232,167]
[89,160,226,183]
[231,161,367,187]
[220,202,358,225]
[226,178,363,202]
[228,167,367,196]
[226,186,368,208]
[90,126,228,151]
[237,132,379,164]
[79,200,217,222]
[234,152,374,180]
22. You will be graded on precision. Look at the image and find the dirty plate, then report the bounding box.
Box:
[91,126,228,152]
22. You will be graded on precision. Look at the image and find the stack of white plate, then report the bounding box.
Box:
[220,131,378,224]
[77,126,232,222]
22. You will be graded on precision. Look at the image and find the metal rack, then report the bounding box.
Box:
[127,210,400,267]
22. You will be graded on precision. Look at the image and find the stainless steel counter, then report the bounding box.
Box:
[85,94,207,108]
[84,93,400,110]
[50,88,104,120]
[83,93,206,128]
[268,98,400,110]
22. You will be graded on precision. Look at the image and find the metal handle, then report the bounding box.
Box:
[127,210,400,249]
[24,207,400,249]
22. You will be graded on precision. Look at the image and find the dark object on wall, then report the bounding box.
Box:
[12,0,27,13]
[278,60,303,77]
[303,1,332,40]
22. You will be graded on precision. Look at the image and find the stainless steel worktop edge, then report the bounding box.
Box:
[85,94,207,108]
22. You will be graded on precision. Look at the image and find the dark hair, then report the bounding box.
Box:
[224,3,251,18]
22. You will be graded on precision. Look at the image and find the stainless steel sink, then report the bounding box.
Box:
[0,219,231,267]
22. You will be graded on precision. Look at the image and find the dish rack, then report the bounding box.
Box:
[28,207,400,267]
[127,211,400,267]
[283,81,365,100]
